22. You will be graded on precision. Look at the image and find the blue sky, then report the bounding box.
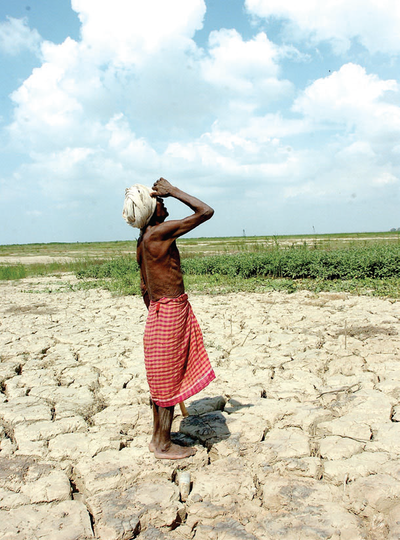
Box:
[1,0,399,244]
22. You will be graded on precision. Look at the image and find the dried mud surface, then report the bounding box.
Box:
[1,275,400,539]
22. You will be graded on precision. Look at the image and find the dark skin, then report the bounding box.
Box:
[137,178,214,459]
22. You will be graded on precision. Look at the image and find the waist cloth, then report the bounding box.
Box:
[143,293,215,408]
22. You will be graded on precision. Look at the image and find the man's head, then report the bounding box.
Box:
[122,184,157,230]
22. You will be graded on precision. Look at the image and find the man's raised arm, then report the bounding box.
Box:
[151,178,214,239]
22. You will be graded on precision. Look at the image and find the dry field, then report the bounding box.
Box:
[1,267,400,539]
[1,231,399,265]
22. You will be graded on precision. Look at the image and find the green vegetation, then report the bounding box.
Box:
[0,259,105,281]
[75,257,141,296]
[72,243,400,298]
[1,233,400,298]
[182,244,400,280]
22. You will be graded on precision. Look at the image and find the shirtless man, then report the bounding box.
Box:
[130,178,215,459]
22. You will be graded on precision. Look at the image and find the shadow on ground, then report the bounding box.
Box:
[173,395,253,449]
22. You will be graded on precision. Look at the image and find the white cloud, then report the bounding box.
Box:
[238,113,309,141]
[0,16,42,56]
[71,0,206,64]
[7,1,212,152]
[163,124,301,191]
[23,118,162,202]
[245,0,400,55]
[2,0,400,242]
[337,141,375,159]
[201,29,293,105]
[373,171,398,185]
[293,64,400,147]
[6,1,294,174]
[280,64,400,203]
[8,37,93,151]
[203,30,277,88]
[195,29,295,136]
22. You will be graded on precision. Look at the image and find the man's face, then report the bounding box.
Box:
[156,197,168,221]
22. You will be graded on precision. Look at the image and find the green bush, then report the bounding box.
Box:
[76,257,139,279]
[181,244,400,280]
[0,264,27,280]
[2,242,399,298]
[75,244,400,293]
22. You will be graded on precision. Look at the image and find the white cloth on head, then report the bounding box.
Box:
[122,184,156,229]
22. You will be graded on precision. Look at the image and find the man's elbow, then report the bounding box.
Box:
[202,206,214,221]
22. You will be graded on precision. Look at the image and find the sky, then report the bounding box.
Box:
[0,0,399,244]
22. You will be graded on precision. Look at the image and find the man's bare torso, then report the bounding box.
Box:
[137,228,185,302]
[135,178,213,306]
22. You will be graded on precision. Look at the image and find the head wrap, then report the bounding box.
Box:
[122,184,157,230]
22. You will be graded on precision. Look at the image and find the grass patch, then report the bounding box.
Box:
[2,236,400,299]
[182,244,400,280]
[0,264,27,280]
[0,259,109,281]
[72,244,400,298]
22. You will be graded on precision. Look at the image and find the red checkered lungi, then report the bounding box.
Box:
[144,293,215,408]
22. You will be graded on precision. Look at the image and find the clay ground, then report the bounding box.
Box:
[1,275,400,539]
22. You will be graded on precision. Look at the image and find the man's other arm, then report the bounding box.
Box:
[137,240,150,309]
[140,275,150,309]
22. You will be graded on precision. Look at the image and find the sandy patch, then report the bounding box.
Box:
[0,256,76,265]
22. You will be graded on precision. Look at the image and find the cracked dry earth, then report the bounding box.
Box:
[1,276,400,540]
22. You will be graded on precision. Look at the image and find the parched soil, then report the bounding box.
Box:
[1,275,400,539]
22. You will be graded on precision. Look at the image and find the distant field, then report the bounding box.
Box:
[1,233,400,298]
[0,240,136,262]
[1,231,399,263]
[178,231,400,257]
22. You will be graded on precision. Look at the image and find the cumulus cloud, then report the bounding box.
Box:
[281,63,400,202]
[203,30,280,90]
[245,0,400,54]
[7,1,294,161]
[7,0,211,152]
[8,37,110,151]
[0,16,42,56]
[2,0,400,242]
[199,29,294,126]
[71,0,206,64]
[292,63,400,161]
[293,63,399,125]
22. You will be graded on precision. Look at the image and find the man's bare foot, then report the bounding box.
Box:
[149,436,191,454]
[154,443,196,460]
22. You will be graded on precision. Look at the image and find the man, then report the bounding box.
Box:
[123,178,215,459]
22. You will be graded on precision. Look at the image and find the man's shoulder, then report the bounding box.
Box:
[143,222,175,244]
[141,226,175,257]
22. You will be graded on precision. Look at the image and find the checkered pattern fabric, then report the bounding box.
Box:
[144,293,215,408]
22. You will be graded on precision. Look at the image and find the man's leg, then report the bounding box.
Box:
[149,399,159,452]
[149,402,196,459]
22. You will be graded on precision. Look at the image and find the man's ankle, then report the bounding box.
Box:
[159,440,172,452]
